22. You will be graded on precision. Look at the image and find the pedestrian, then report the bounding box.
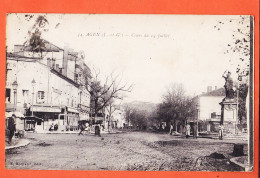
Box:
[95,124,101,137]
[169,122,173,135]
[49,123,54,131]
[54,124,58,131]
[7,114,16,145]
[218,124,224,140]
[193,124,197,139]
[186,123,191,138]
[78,123,86,136]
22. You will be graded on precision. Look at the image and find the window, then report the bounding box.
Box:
[5,88,11,103]
[22,90,29,103]
[37,91,45,103]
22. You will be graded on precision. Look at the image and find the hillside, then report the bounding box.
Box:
[122,101,158,113]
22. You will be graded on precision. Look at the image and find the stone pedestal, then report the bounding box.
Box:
[219,98,239,134]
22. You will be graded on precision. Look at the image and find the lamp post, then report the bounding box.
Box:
[235,76,241,135]
[31,79,36,117]
[235,88,239,135]
[12,80,18,112]
[196,103,200,137]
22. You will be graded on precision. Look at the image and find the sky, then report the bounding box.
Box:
[6,14,250,103]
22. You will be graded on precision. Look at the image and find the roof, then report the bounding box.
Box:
[200,88,225,97]
[24,39,63,52]
[7,52,41,60]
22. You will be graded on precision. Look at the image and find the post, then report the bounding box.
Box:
[236,88,239,135]
[31,79,36,117]
[32,86,34,116]
[12,81,18,112]
[197,109,199,136]
[13,89,17,111]
[196,103,200,137]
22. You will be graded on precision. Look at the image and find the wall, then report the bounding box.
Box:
[6,58,79,110]
[199,96,224,120]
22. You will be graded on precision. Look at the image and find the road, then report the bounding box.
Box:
[5,131,247,171]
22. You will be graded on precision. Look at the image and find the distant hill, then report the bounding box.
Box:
[122,101,158,113]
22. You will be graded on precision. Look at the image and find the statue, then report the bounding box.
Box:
[222,70,235,99]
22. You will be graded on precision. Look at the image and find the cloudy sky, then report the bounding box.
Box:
[6,14,250,103]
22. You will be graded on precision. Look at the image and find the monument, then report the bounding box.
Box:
[219,70,239,136]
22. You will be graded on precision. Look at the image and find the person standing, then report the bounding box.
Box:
[8,114,16,144]
[169,122,173,135]
[186,123,191,138]
[95,124,101,137]
[218,124,224,140]
[193,124,197,139]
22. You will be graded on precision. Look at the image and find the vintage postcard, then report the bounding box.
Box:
[4,13,254,171]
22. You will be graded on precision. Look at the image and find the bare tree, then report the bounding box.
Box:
[86,67,133,120]
[105,99,121,132]
[156,83,196,132]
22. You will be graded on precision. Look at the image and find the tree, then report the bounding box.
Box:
[124,108,148,130]
[86,68,133,120]
[24,15,49,57]
[155,83,196,132]
[214,16,251,123]
[105,99,121,131]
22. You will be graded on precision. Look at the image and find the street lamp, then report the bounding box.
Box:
[196,103,200,137]
[12,80,18,111]
[235,85,239,135]
[31,79,36,116]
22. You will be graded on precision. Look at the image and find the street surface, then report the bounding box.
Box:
[5,132,247,171]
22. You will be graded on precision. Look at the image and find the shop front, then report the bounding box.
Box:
[66,107,80,131]
[27,105,62,133]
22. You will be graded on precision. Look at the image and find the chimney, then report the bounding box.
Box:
[63,44,69,76]
[207,86,212,93]
[215,86,217,90]
[14,45,24,56]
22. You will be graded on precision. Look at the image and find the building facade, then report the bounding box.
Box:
[5,41,91,133]
[196,87,238,134]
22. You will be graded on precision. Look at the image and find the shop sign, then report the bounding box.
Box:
[33,106,61,113]
[67,107,79,113]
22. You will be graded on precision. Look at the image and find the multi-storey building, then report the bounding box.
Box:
[5,40,91,133]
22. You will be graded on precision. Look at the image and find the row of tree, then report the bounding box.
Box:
[124,83,197,132]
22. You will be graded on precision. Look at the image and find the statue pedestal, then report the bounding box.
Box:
[219,98,239,134]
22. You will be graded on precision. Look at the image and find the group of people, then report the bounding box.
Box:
[169,122,198,139]
[78,122,102,137]
[169,122,225,140]
[49,123,58,131]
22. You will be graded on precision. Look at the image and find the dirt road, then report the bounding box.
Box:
[5,131,246,171]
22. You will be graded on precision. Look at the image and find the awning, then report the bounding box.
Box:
[32,106,61,113]
[67,107,79,113]
[24,116,43,121]
[5,111,24,118]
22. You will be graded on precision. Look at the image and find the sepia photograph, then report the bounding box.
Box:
[4,13,254,171]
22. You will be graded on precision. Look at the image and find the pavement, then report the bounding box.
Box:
[5,138,30,150]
